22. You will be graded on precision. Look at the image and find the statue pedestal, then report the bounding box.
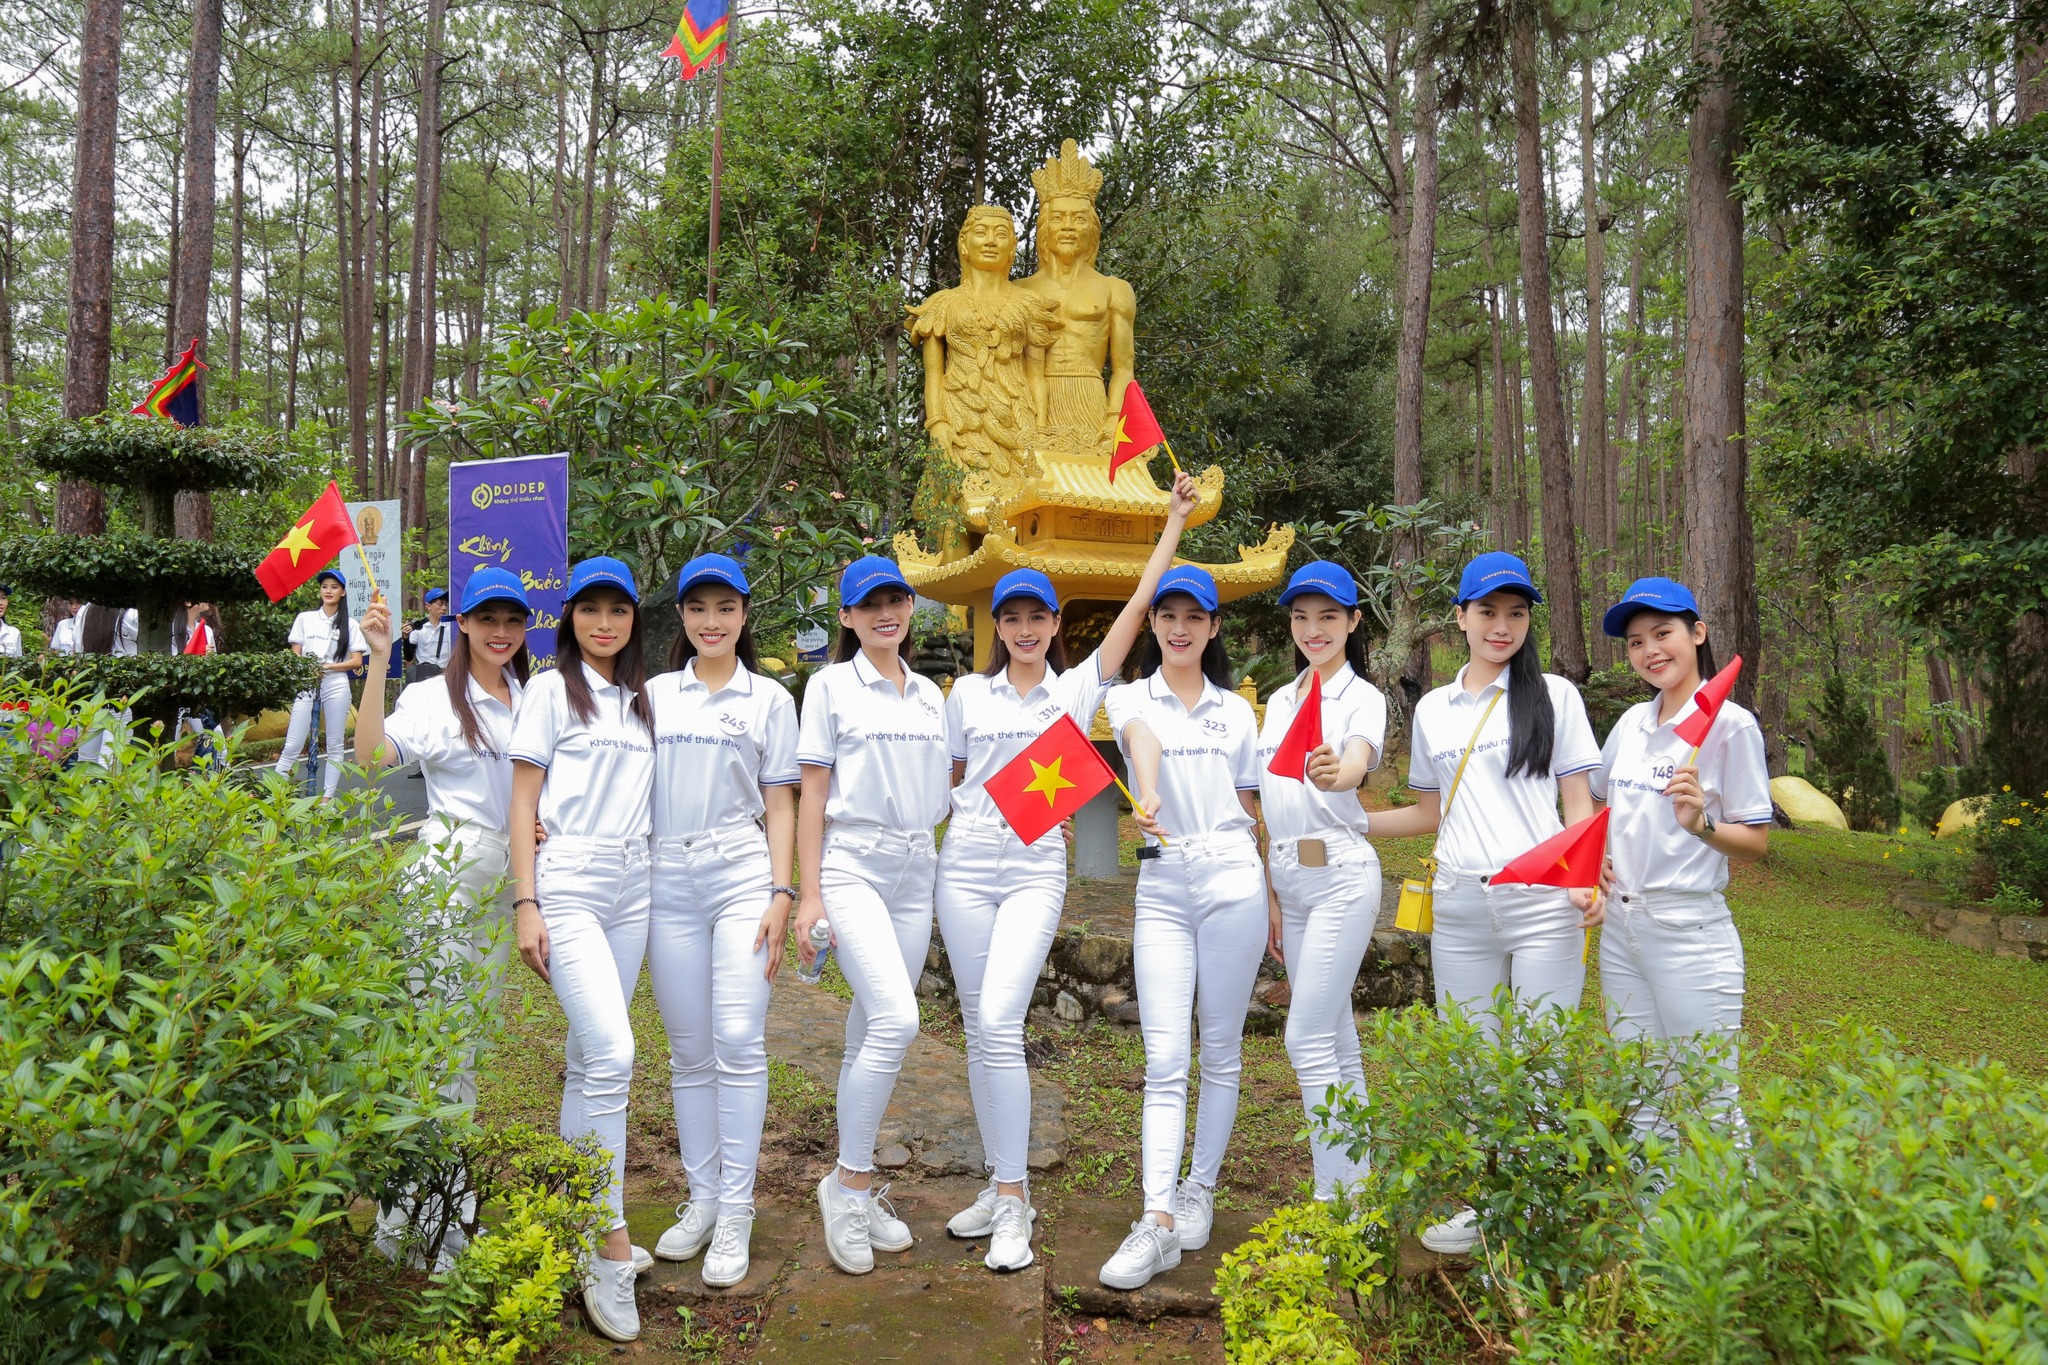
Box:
[1073,748,1124,880]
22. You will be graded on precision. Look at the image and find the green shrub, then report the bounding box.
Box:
[1215,1200,1384,1364]
[1973,786,2048,910]
[23,415,288,494]
[0,653,320,730]
[0,686,497,1364]
[1805,672,1902,832]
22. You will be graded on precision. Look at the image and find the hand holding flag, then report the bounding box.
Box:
[985,715,1122,846]
[1265,671,1323,782]
[254,482,364,603]
[1109,381,1183,484]
[1673,656,1744,759]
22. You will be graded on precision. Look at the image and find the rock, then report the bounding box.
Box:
[1053,991,1085,1023]
[874,1144,912,1169]
[1032,984,1052,1008]
[917,970,950,1000]
[1098,987,1130,1010]
[1997,915,2048,944]
[1104,998,1142,1025]
[1255,978,1292,1008]
[1372,930,1412,966]
[1770,776,1848,830]
[1243,1003,1285,1036]
[1891,884,1946,923]
[1937,796,1990,839]
[1063,934,1135,986]
[1949,909,2000,953]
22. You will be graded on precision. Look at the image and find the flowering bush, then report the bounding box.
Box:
[1974,786,2048,910]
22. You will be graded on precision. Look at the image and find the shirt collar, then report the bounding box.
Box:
[1298,663,1358,701]
[579,660,627,698]
[991,664,1053,702]
[681,658,754,697]
[1451,662,1511,701]
[1147,669,1222,714]
[850,650,916,693]
[464,670,522,712]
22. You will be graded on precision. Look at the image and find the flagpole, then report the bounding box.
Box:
[1108,773,1169,850]
[705,46,725,309]
[1158,438,1185,475]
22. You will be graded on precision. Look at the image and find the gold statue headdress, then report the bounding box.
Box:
[1032,138,1103,205]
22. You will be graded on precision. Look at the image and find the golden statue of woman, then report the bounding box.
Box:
[908,205,1062,479]
[1020,140,1136,456]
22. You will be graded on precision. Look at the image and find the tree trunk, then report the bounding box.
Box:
[1512,10,1588,680]
[171,0,225,542]
[2020,0,2047,120]
[0,218,16,441]
[60,0,122,535]
[1683,0,1761,707]
[229,125,248,397]
[1579,55,1610,666]
[1392,55,1438,509]
[553,71,572,311]
[401,0,447,552]
[576,34,606,313]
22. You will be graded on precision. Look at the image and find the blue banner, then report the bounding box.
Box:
[448,454,570,669]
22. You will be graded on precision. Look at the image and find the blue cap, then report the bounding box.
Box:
[1152,564,1220,612]
[1278,560,1359,608]
[565,556,640,604]
[992,568,1060,614]
[1455,552,1543,605]
[1602,577,1700,638]
[424,586,449,604]
[839,556,913,607]
[459,568,531,616]
[676,552,751,602]
[315,568,347,589]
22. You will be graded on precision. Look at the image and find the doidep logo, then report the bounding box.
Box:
[470,478,551,511]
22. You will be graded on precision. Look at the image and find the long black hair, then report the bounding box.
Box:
[79,604,116,655]
[445,613,532,756]
[1136,607,1233,690]
[671,596,761,673]
[981,601,1069,678]
[558,591,654,731]
[1501,631,1556,779]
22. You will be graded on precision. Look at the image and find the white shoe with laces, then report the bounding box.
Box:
[817,1173,874,1275]
[655,1200,718,1262]
[581,1253,641,1342]
[1420,1207,1480,1255]
[631,1243,653,1276]
[1097,1219,1182,1290]
[701,1209,754,1288]
[950,1176,1038,1239]
[867,1182,914,1253]
[1172,1179,1214,1251]
[983,1194,1033,1272]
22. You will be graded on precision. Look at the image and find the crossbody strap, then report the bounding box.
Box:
[1425,689,1502,870]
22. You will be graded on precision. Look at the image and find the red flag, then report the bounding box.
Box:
[985,714,1119,846]
[182,620,213,655]
[1109,381,1166,484]
[1265,670,1323,781]
[1491,808,1609,889]
[1671,656,1744,749]
[254,482,359,603]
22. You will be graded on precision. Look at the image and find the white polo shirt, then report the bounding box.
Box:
[0,622,20,658]
[287,608,367,664]
[947,652,1113,829]
[648,660,800,837]
[1104,671,1260,843]
[409,619,455,669]
[1406,664,1601,875]
[49,617,78,655]
[383,672,527,831]
[1258,664,1388,843]
[507,662,655,840]
[796,653,954,832]
[1592,696,1773,894]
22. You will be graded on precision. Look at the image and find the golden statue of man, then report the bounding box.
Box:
[908,205,1062,479]
[1020,140,1136,457]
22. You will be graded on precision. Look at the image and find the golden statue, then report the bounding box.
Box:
[1020,140,1136,456]
[907,205,1061,480]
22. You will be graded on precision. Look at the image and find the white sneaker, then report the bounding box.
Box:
[817,1173,874,1275]
[631,1243,653,1277]
[868,1182,914,1253]
[1098,1219,1182,1290]
[1420,1207,1479,1254]
[702,1209,753,1288]
[984,1194,1033,1272]
[655,1200,718,1261]
[949,1177,1039,1239]
[1172,1179,1214,1251]
[581,1253,641,1342]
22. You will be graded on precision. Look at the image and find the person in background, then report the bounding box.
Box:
[46,599,79,655]
[411,588,455,679]
[177,602,223,765]
[0,585,22,657]
[273,571,367,799]
[75,603,138,657]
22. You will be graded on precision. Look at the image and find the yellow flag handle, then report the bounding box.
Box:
[1158,438,1186,476]
[1111,773,1169,850]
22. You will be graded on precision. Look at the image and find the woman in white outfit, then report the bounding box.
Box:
[941,472,1200,1273]
[507,556,657,1343]
[646,553,800,1289]
[1363,551,1602,1255]
[793,556,951,1276]
[1097,564,1266,1292]
[1257,561,1387,1202]
[1593,578,1770,1138]
[273,570,366,798]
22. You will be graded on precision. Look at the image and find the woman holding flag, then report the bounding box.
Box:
[1257,561,1388,1202]
[1592,578,1770,1135]
[939,470,1200,1274]
[273,569,367,799]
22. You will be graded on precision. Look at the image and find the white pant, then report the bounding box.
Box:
[649,826,775,1210]
[1601,889,1746,1136]
[275,671,352,797]
[1269,833,1378,1198]
[1132,833,1269,1215]
[935,819,1067,1184]
[1429,871,1586,1032]
[819,825,937,1175]
[537,836,651,1230]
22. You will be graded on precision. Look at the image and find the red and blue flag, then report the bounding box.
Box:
[132,337,205,427]
[662,0,729,79]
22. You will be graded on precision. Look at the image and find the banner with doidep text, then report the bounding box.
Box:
[448,454,570,668]
[341,499,404,678]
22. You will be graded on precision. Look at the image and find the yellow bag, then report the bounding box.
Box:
[1394,692,1500,938]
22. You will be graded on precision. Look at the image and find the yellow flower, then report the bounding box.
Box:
[2005,818,2023,826]
[2003,785,2012,792]
[1983,1194,1999,1211]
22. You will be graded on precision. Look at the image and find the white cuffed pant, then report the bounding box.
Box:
[1133,832,1269,1215]
[537,835,651,1230]
[1429,870,1586,1031]
[935,818,1067,1185]
[649,825,775,1210]
[275,670,352,797]
[1269,832,1378,1198]
[819,824,937,1175]
[1601,888,1747,1138]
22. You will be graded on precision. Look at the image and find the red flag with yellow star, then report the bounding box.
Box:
[1489,808,1609,889]
[254,481,359,602]
[984,713,1119,846]
[1109,381,1166,484]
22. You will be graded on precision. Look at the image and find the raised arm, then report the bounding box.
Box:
[353,598,399,769]
[1092,471,1201,679]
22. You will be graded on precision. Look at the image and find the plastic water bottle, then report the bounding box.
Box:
[796,920,834,985]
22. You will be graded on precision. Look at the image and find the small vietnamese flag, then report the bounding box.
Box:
[1490,808,1609,889]
[254,482,359,603]
[1109,381,1166,484]
[1265,670,1323,781]
[1672,656,1745,749]
[985,714,1119,846]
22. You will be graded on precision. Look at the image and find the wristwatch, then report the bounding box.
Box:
[1692,813,1716,841]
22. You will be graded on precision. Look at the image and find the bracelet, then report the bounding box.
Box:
[770,884,799,902]
[513,896,540,911]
